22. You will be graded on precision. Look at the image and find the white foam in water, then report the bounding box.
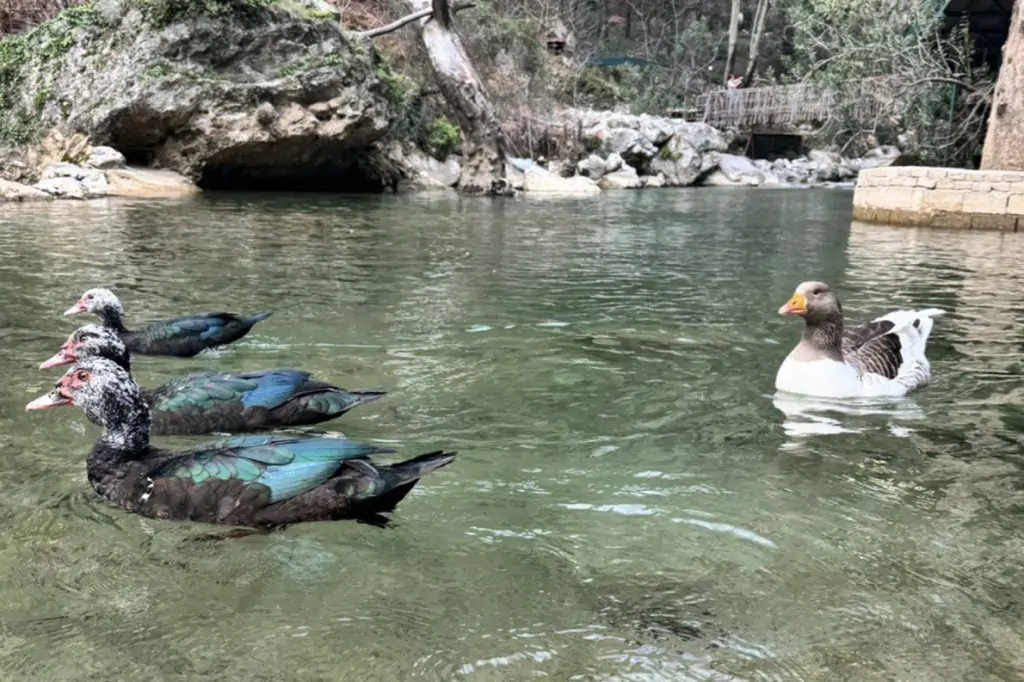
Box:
[675,517,779,549]
[535,321,570,327]
[466,324,492,333]
[559,503,659,516]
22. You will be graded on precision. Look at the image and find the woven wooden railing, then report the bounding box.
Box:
[685,78,899,129]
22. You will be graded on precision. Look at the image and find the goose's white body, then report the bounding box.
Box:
[775,307,945,399]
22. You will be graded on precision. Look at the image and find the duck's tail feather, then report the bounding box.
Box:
[345,450,457,515]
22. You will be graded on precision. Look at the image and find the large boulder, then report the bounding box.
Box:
[700,153,766,187]
[1,3,394,188]
[649,124,727,186]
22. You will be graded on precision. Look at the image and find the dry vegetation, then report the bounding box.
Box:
[0,0,86,35]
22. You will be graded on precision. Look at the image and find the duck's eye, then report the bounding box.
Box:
[75,370,90,382]
[84,294,94,301]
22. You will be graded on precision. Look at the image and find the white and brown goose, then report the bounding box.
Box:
[774,281,945,399]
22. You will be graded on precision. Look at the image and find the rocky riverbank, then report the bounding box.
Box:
[0,3,905,202]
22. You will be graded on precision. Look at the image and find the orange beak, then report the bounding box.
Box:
[778,292,807,316]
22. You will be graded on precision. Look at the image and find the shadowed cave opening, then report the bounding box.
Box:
[109,121,393,192]
[197,160,391,193]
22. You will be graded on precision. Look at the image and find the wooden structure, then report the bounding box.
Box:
[670,78,898,130]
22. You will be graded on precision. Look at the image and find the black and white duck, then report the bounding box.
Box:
[26,357,456,527]
[64,287,272,357]
[40,325,386,436]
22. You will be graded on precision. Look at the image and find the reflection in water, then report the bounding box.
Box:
[1,192,1024,679]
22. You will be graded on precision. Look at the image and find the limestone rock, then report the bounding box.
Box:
[648,124,727,186]
[41,163,108,197]
[577,154,607,180]
[604,152,624,173]
[105,167,200,198]
[34,177,87,199]
[523,167,601,195]
[401,149,461,190]
[858,145,903,170]
[598,164,642,189]
[0,179,52,201]
[85,146,126,170]
[5,6,393,186]
[700,154,765,187]
[641,174,665,188]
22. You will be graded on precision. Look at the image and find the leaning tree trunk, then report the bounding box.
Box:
[742,0,770,86]
[980,0,1024,170]
[406,0,509,194]
[723,0,741,86]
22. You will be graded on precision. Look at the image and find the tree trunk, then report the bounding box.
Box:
[980,0,1024,170]
[742,0,770,85]
[723,0,741,86]
[406,0,510,194]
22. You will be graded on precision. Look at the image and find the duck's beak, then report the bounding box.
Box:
[63,300,86,316]
[778,292,808,316]
[39,347,75,370]
[25,389,72,411]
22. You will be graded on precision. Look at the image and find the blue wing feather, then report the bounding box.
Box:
[155,436,394,504]
[236,370,311,410]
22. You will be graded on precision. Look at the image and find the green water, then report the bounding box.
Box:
[1,189,1024,680]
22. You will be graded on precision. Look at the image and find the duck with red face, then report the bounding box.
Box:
[36,324,387,437]
[62,287,273,357]
[25,357,457,528]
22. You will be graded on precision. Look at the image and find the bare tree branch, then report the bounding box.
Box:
[356,1,475,39]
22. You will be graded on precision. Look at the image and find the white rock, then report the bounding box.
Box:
[701,154,765,187]
[641,174,665,188]
[577,154,607,180]
[105,167,200,198]
[522,167,601,195]
[0,178,52,201]
[85,146,126,170]
[604,152,624,173]
[403,149,461,190]
[597,164,642,189]
[41,163,109,197]
[34,177,87,199]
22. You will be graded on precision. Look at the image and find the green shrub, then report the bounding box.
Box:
[424,116,460,159]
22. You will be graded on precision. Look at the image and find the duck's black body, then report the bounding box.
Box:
[119,311,273,357]
[27,358,455,527]
[87,437,454,526]
[64,288,271,357]
[41,325,385,437]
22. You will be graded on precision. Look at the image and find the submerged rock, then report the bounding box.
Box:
[2,3,395,189]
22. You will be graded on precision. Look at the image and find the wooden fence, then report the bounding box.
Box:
[679,78,899,130]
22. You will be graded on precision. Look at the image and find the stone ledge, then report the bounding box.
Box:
[853,166,1024,230]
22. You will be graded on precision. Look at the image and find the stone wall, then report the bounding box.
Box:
[852,167,1024,230]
